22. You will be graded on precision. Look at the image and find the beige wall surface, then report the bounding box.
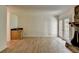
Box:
[8,6,74,38]
[18,12,57,37]
[59,7,74,44]
[10,14,18,29]
[0,6,7,51]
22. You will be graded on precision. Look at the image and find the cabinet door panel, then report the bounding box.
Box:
[11,31,22,40]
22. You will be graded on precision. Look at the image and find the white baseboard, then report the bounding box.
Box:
[23,35,57,37]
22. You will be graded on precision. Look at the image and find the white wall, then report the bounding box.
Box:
[7,9,18,41]
[7,8,10,41]
[0,6,7,51]
[10,14,18,29]
[18,12,57,37]
[59,7,74,44]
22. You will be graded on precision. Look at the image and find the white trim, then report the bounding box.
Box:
[23,35,57,37]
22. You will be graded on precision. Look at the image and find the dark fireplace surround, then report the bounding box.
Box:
[69,5,79,48]
[69,22,79,47]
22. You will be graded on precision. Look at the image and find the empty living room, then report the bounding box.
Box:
[0,5,79,53]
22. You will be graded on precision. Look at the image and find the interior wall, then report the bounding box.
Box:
[0,6,7,51]
[10,14,18,29]
[7,8,11,41]
[18,12,57,37]
[59,7,74,44]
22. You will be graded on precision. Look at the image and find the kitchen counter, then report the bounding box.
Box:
[11,28,23,40]
[11,28,23,31]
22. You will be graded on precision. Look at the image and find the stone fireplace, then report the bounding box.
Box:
[70,5,79,47]
[66,5,79,52]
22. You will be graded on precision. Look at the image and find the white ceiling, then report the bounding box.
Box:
[7,5,75,16]
[8,5,75,10]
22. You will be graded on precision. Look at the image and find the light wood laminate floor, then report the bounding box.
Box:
[1,37,71,53]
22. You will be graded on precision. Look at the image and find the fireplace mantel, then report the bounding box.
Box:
[69,22,79,31]
[69,22,79,27]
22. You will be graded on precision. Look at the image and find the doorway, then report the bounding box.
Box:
[59,17,70,41]
[63,18,70,41]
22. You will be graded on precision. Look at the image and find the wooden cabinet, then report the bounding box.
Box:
[11,28,23,40]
